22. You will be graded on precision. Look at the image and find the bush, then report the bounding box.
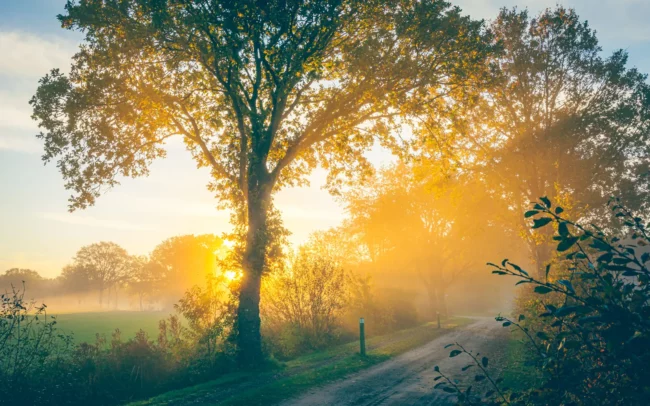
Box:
[0,284,74,405]
[434,197,650,405]
[0,275,237,405]
[261,245,348,359]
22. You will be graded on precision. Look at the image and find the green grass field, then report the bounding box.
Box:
[53,311,167,344]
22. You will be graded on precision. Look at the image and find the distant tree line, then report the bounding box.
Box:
[0,234,226,311]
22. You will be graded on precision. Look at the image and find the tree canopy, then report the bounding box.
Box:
[418,7,650,275]
[31,0,493,363]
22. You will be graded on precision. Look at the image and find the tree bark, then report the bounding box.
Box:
[237,180,271,366]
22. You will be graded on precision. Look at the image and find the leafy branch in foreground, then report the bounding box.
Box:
[434,343,512,405]
[436,195,650,405]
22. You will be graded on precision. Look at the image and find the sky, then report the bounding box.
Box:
[1,0,650,278]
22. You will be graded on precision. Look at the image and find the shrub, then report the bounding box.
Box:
[341,273,394,336]
[262,246,348,358]
[0,275,237,405]
[174,273,237,366]
[0,284,74,405]
[434,197,650,405]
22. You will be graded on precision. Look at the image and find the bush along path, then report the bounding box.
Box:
[129,317,473,406]
[434,197,650,405]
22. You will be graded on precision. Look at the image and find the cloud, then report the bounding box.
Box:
[0,31,78,153]
[40,212,156,231]
[0,31,78,79]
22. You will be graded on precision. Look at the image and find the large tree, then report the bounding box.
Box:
[30,0,491,363]
[420,7,650,277]
[71,242,131,307]
[127,255,162,311]
[345,163,509,317]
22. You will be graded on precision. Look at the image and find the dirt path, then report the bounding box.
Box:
[280,318,507,406]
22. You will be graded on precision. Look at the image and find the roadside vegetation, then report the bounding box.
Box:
[131,318,471,406]
[435,198,650,405]
[2,1,650,405]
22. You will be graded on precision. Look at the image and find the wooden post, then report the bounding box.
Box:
[437,312,441,329]
[359,317,366,356]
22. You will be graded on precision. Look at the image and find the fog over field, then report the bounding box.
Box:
[2,1,650,405]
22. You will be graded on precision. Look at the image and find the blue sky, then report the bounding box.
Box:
[1,0,650,277]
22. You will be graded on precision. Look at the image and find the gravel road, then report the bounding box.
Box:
[280,317,507,406]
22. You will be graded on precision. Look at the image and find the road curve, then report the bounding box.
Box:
[280,317,507,406]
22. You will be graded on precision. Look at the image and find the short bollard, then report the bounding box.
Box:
[437,312,441,329]
[359,317,366,356]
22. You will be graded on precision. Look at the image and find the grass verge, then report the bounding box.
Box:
[130,317,472,406]
[499,335,542,391]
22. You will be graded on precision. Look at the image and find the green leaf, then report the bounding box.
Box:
[558,222,569,237]
[554,305,578,317]
[534,286,553,294]
[540,196,551,208]
[557,279,575,293]
[597,252,613,263]
[536,331,550,340]
[524,210,538,218]
[641,252,650,263]
[462,364,474,371]
[481,356,488,368]
[434,365,439,372]
[449,350,462,358]
[557,236,578,252]
[533,217,553,229]
[591,239,611,251]
[518,314,526,321]
[510,263,528,276]
[475,374,486,382]
[555,207,564,214]
[502,321,512,327]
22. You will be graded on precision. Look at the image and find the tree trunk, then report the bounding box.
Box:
[436,286,448,318]
[237,182,271,366]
